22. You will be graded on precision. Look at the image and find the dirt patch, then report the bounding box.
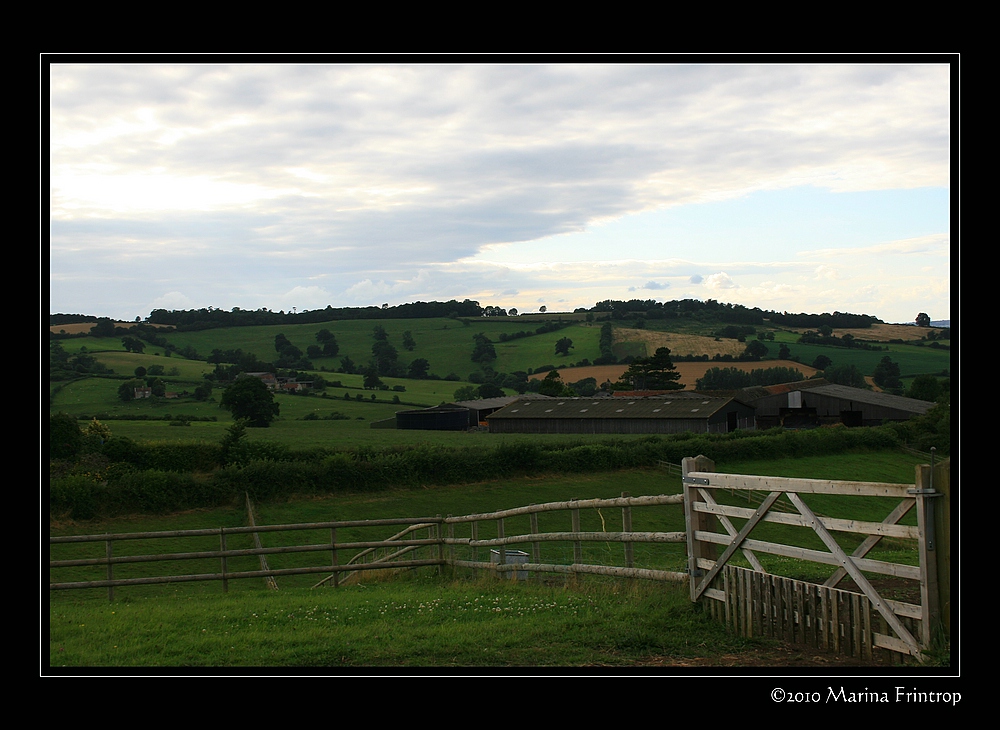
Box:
[629,644,879,667]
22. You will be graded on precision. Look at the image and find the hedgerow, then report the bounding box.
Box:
[49,426,906,521]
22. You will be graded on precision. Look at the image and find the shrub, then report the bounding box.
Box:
[50,412,83,460]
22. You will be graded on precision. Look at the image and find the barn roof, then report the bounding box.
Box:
[803,384,935,414]
[449,394,553,410]
[487,395,737,421]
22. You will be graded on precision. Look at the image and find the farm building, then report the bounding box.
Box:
[395,406,471,431]
[390,395,553,431]
[486,394,756,435]
[745,382,935,428]
[449,395,553,427]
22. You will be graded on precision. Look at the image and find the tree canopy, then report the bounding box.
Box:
[220,376,280,427]
[613,348,684,391]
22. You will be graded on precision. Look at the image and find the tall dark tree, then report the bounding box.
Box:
[220,376,280,427]
[915,312,931,327]
[50,412,83,459]
[872,356,902,390]
[407,358,430,379]
[122,336,145,353]
[371,339,399,375]
[613,347,684,391]
[907,374,942,402]
[316,329,340,356]
[537,369,566,397]
[471,333,497,364]
[823,364,868,389]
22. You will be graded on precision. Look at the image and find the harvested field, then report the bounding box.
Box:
[613,328,747,358]
[781,322,935,342]
[49,321,172,335]
[531,360,820,388]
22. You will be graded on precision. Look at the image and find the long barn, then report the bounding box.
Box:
[746,382,934,428]
[486,394,756,434]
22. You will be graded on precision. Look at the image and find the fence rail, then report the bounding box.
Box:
[50,453,948,663]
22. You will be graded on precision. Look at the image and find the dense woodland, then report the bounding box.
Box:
[51,297,890,333]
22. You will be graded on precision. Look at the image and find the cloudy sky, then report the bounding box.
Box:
[48,62,952,324]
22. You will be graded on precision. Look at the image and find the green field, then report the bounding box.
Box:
[48,450,937,668]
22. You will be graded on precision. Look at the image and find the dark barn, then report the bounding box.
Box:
[486,395,756,435]
[747,383,934,429]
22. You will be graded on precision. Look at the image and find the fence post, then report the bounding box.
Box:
[220,527,228,593]
[529,511,540,565]
[447,515,455,569]
[330,527,339,588]
[436,515,443,577]
[621,492,634,569]
[105,534,113,603]
[683,455,717,602]
[471,520,479,580]
[496,517,505,579]
[914,454,949,648]
[571,507,581,586]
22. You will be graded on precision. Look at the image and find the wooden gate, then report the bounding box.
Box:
[682,454,949,663]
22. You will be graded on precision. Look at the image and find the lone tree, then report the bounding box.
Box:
[220,376,280,427]
[915,312,931,327]
[555,337,574,356]
[872,356,902,390]
[613,347,684,391]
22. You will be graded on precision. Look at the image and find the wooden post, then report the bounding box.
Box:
[683,455,717,602]
[621,491,634,569]
[105,534,113,603]
[447,515,455,570]
[529,511,540,565]
[436,515,443,577]
[934,457,951,641]
[331,527,339,588]
[496,517,505,579]
[220,527,228,593]
[471,520,479,579]
[571,507,581,586]
[915,456,949,649]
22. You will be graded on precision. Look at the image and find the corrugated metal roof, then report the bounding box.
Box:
[487,396,734,420]
[805,384,935,413]
[449,394,554,410]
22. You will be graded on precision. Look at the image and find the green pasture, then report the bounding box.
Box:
[50,450,925,600]
[158,317,602,380]
[48,449,933,667]
[764,333,949,377]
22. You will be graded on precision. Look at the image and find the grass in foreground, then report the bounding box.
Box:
[49,574,754,669]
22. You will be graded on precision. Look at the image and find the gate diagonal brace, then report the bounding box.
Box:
[693,491,782,601]
[824,497,915,589]
[697,488,765,574]
[787,493,922,659]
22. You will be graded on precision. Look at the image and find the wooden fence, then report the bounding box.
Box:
[49,453,948,663]
[682,454,949,663]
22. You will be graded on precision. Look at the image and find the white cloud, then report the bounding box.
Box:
[703,272,739,290]
[48,62,951,322]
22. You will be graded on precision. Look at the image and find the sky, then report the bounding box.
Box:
[48,61,953,324]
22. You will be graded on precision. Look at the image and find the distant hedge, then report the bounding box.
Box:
[49,426,905,521]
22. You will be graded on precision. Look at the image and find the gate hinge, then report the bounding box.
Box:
[683,476,710,485]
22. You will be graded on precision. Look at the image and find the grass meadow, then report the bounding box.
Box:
[48,450,931,669]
